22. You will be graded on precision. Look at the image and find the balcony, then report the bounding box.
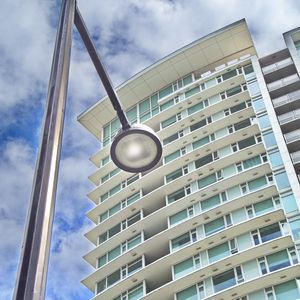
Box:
[291,151,300,174]
[262,57,296,84]
[278,108,300,133]
[285,129,300,152]
[262,57,294,75]
[272,90,300,115]
[268,74,300,99]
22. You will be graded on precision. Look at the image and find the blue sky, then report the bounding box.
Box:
[1,0,300,299]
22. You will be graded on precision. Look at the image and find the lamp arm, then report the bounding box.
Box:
[74,7,130,129]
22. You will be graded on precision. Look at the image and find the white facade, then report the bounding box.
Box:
[78,20,300,300]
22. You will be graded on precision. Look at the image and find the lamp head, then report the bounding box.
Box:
[110,124,162,173]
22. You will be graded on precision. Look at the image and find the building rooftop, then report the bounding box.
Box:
[78,19,256,140]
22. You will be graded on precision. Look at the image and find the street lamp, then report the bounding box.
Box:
[13,1,162,299]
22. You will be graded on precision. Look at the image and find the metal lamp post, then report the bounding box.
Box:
[13,1,162,299]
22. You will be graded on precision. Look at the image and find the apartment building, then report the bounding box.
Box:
[78,19,300,300]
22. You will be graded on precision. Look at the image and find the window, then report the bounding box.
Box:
[166,168,183,183]
[165,150,181,164]
[188,102,204,115]
[275,172,290,190]
[260,223,281,243]
[253,198,274,215]
[226,85,242,97]
[190,119,207,132]
[258,114,271,129]
[171,230,196,251]
[238,136,256,150]
[267,250,290,272]
[185,86,200,98]
[195,154,213,169]
[248,176,267,191]
[201,194,220,211]
[234,118,251,131]
[173,258,194,279]
[204,217,225,236]
[263,131,277,148]
[269,151,283,168]
[274,280,300,300]
[161,115,177,129]
[198,173,217,189]
[213,269,236,292]
[192,136,210,149]
[169,209,189,226]
[167,188,185,204]
[177,285,197,300]
[208,242,230,263]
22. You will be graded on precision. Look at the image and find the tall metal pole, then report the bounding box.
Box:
[13,0,75,299]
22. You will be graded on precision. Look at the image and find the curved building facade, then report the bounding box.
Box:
[78,19,300,300]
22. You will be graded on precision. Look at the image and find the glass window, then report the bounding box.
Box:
[223,69,237,81]
[259,223,281,242]
[174,258,194,279]
[110,184,121,196]
[281,194,298,214]
[274,280,300,300]
[208,242,230,263]
[290,219,300,240]
[168,188,185,204]
[108,246,121,261]
[163,132,179,145]
[248,81,261,96]
[98,255,107,268]
[198,174,217,189]
[128,258,143,275]
[275,172,290,190]
[244,64,254,75]
[166,168,183,183]
[195,154,213,169]
[97,279,106,293]
[243,156,261,169]
[127,192,141,205]
[109,223,121,238]
[185,86,200,98]
[227,185,241,200]
[107,270,120,286]
[190,119,207,132]
[213,269,236,292]
[126,106,137,123]
[177,285,197,300]
[218,145,232,157]
[238,136,256,149]
[128,284,144,300]
[165,150,181,163]
[254,199,274,216]
[109,203,121,216]
[172,232,191,250]
[248,176,267,191]
[253,97,265,112]
[209,94,221,105]
[102,155,110,166]
[183,74,193,86]
[188,102,204,115]
[212,110,225,121]
[201,195,220,211]
[170,209,188,226]
[263,132,277,148]
[159,85,173,99]
[162,115,177,128]
[230,102,246,113]
[267,250,290,272]
[234,118,251,131]
[204,217,225,236]
[192,136,210,149]
[160,98,174,111]
[258,114,271,129]
[227,85,242,97]
[223,164,236,178]
[269,151,283,168]
[128,234,142,249]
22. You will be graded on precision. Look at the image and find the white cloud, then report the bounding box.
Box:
[2,0,300,299]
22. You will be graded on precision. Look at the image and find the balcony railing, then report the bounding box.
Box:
[273,90,300,107]
[278,108,300,124]
[285,129,300,143]
[267,74,300,92]
[262,57,293,75]
[291,151,300,164]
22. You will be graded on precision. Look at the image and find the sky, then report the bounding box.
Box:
[0,0,300,299]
